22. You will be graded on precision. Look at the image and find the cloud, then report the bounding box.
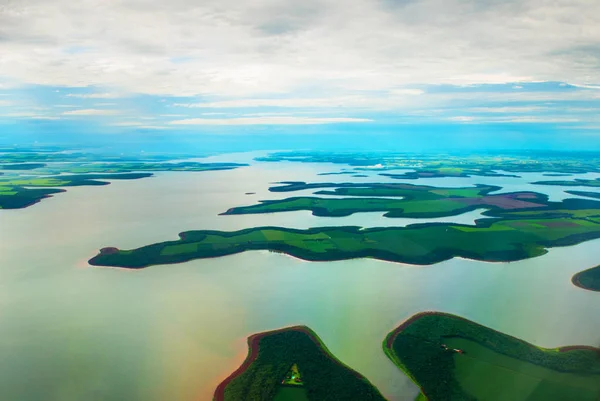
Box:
[62,109,119,116]
[448,115,581,124]
[448,116,475,122]
[0,100,13,107]
[389,89,425,96]
[173,95,415,109]
[1,0,599,100]
[1,112,60,120]
[66,93,121,99]
[111,121,170,129]
[168,116,372,125]
[466,106,546,114]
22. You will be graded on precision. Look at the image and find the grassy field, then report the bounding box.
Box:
[383,312,600,401]
[214,326,385,401]
[572,265,600,292]
[273,387,309,401]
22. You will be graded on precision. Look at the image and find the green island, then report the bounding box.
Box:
[0,173,152,209]
[383,312,600,401]
[213,326,385,401]
[572,265,600,292]
[89,195,600,268]
[0,148,247,210]
[565,191,600,200]
[256,150,600,176]
[379,169,517,180]
[40,161,247,174]
[0,163,47,170]
[533,178,600,187]
[222,182,558,219]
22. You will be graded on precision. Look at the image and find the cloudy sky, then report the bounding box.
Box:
[1,0,600,149]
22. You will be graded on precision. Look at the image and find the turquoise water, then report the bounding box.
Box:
[0,156,599,400]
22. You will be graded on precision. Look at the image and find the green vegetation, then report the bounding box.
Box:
[214,326,385,401]
[0,163,46,170]
[89,195,600,268]
[0,186,64,209]
[256,150,600,175]
[0,173,153,187]
[383,312,600,401]
[566,191,600,200]
[223,183,555,219]
[379,169,516,180]
[533,178,600,187]
[0,173,153,209]
[0,148,247,210]
[41,161,247,174]
[572,265,600,292]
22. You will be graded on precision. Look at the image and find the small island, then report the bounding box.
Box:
[256,151,600,175]
[383,312,600,401]
[572,265,600,292]
[214,326,385,401]
[222,182,555,219]
[566,190,600,200]
[379,169,518,180]
[0,173,153,209]
[0,161,247,210]
[533,178,600,188]
[0,163,47,170]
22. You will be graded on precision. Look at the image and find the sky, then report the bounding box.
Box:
[1,0,600,151]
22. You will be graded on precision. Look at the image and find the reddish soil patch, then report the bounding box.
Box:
[99,247,119,255]
[539,221,580,228]
[452,194,546,210]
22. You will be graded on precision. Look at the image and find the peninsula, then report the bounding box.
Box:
[572,265,600,292]
[214,326,385,401]
[383,312,600,401]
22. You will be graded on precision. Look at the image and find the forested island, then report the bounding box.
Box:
[572,265,600,292]
[89,204,600,268]
[214,326,385,401]
[256,151,600,175]
[383,312,600,401]
[223,182,558,219]
[0,148,247,209]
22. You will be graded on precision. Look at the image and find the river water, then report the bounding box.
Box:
[0,154,599,401]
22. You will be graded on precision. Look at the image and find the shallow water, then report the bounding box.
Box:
[0,156,599,401]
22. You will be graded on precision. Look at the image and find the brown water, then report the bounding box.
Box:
[1,159,599,401]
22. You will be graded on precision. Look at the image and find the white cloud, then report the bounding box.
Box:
[111,121,144,126]
[0,100,13,107]
[448,116,475,122]
[62,109,119,116]
[1,0,599,100]
[169,116,372,125]
[111,121,170,129]
[466,106,546,113]
[389,89,425,96]
[174,95,413,109]
[66,93,122,99]
[448,115,581,124]
[1,112,59,120]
